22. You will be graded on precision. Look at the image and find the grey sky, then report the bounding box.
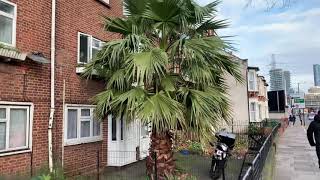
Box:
[197,0,320,92]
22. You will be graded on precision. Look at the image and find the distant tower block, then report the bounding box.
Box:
[269,54,287,93]
[271,54,276,70]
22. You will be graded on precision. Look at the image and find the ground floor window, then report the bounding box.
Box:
[0,103,32,154]
[65,105,102,145]
[250,102,256,122]
[258,104,262,120]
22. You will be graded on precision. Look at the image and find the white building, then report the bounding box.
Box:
[248,67,269,122]
[305,86,320,111]
[221,55,250,130]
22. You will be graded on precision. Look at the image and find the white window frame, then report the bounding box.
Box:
[64,104,102,146]
[0,101,33,156]
[77,32,104,65]
[248,71,256,91]
[250,102,256,122]
[258,104,262,120]
[0,0,17,47]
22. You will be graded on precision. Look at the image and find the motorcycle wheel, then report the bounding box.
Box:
[210,159,224,180]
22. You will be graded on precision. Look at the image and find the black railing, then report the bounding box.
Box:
[239,123,280,180]
[65,120,280,180]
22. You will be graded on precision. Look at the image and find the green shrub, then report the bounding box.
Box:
[188,141,202,155]
[248,124,261,135]
[31,163,65,180]
[31,174,52,180]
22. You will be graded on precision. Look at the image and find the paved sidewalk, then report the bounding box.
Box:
[275,123,320,180]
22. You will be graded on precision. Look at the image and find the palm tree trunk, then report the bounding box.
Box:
[146,130,175,180]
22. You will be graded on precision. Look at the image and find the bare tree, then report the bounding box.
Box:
[246,0,295,10]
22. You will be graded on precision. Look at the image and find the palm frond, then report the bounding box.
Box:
[106,69,130,91]
[123,0,148,17]
[137,92,186,132]
[195,19,229,34]
[177,86,231,141]
[126,48,168,84]
[111,87,147,119]
[104,17,137,35]
[84,0,243,142]
[93,89,114,120]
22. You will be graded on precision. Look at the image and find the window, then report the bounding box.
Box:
[111,115,117,141]
[250,102,256,122]
[65,105,102,145]
[258,104,262,120]
[0,0,16,46]
[141,124,149,138]
[78,32,104,64]
[120,116,124,141]
[0,103,32,154]
[248,71,256,91]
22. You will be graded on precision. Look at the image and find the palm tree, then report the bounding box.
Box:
[84,0,242,178]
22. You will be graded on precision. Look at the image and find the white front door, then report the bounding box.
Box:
[139,123,151,158]
[107,115,150,166]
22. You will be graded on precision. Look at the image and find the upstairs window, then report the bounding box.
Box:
[78,32,104,64]
[248,71,256,91]
[0,0,16,46]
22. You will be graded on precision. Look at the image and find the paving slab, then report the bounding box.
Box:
[275,122,320,180]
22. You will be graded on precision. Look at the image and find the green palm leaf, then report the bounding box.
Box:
[137,92,186,132]
[126,48,168,84]
[85,0,243,144]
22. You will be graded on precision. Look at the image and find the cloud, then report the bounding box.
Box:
[196,0,320,91]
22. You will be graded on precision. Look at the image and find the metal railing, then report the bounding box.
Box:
[239,123,280,180]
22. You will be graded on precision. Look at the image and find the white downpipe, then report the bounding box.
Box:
[49,0,56,173]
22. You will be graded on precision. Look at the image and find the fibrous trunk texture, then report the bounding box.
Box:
[146,130,175,180]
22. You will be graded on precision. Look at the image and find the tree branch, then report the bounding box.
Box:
[245,0,295,10]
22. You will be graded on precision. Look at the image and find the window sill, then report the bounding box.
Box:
[0,149,31,157]
[64,137,103,146]
[0,48,27,61]
[76,66,98,75]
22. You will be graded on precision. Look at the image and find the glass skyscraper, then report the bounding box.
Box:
[270,69,285,91]
[314,64,320,86]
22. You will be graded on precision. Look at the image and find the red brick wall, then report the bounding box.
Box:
[0,153,31,175]
[53,0,122,175]
[0,0,123,176]
[0,0,52,176]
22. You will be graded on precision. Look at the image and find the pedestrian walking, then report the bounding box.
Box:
[307,111,320,169]
[289,115,296,126]
[299,112,305,126]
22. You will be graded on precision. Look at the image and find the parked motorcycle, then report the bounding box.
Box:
[209,131,236,180]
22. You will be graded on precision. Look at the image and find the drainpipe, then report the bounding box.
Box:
[49,0,56,173]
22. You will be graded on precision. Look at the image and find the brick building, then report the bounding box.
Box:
[0,0,125,176]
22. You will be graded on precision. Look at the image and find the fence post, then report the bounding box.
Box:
[97,150,100,180]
